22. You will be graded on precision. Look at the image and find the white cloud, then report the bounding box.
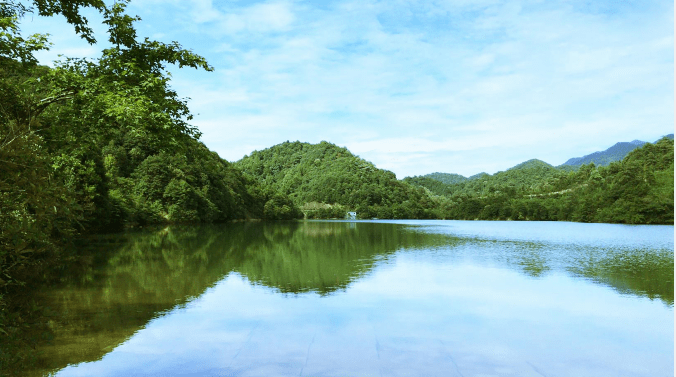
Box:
[19,0,674,177]
[188,0,222,23]
[184,1,296,34]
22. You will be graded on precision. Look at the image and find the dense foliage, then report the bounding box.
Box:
[235,141,438,219]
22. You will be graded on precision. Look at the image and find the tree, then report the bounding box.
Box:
[1,1,235,353]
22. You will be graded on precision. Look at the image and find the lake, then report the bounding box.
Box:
[23,220,674,376]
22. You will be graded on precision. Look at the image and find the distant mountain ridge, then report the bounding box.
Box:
[412,159,556,187]
[561,134,673,168]
[413,134,674,184]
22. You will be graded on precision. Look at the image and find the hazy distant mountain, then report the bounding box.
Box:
[561,140,647,167]
[561,134,673,167]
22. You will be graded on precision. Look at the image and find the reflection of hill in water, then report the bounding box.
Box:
[237,221,409,294]
[19,221,674,376]
[411,229,673,305]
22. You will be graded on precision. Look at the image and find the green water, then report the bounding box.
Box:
[15,220,675,376]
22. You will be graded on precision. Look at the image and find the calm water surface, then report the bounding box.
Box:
[27,220,674,376]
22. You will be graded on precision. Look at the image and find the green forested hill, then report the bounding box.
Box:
[406,158,564,198]
[235,141,436,219]
[567,136,674,224]
[235,137,673,225]
[404,137,674,224]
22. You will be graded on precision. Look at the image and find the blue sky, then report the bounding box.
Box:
[22,0,674,178]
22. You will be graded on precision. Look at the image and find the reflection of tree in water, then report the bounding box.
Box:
[515,245,552,278]
[568,247,674,306]
[479,240,553,278]
[237,221,406,294]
